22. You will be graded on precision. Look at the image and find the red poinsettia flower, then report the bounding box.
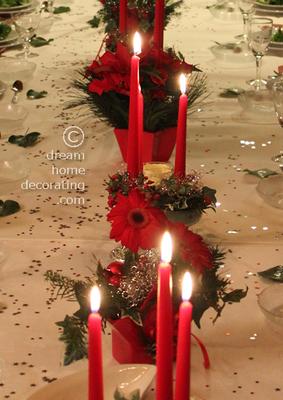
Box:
[170,223,213,274]
[107,188,167,253]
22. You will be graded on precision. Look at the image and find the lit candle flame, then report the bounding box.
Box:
[179,73,187,95]
[182,272,192,301]
[133,31,142,55]
[90,286,101,313]
[161,231,173,263]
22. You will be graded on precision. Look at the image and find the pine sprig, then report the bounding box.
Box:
[68,72,207,132]
[56,315,88,366]
[44,270,79,301]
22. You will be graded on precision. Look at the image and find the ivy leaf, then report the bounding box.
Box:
[0,23,11,41]
[243,168,278,179]
[30,36,54,47]
[53,6,71,14]
[26,89,48,100]
[0,200,20,217]
[222,288,248,303]
[258,266,283,282]
[87,16,100,28]
[219,88,245,98]
[8,132,41,147]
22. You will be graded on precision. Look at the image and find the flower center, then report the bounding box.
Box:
[127,208,149,228]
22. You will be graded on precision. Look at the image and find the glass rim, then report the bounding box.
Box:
[250,17,273,24]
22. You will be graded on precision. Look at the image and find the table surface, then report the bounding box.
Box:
[0,1,283,399]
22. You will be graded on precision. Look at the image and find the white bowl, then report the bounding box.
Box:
[258,285,283,333]
[0,58,36,83]
[0,103,28,127]
[0,158,30,195]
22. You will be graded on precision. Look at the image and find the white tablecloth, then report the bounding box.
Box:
[0,1,283,399]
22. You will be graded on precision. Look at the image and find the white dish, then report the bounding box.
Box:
[210,43,254,64]
[238,89,274,114]
[0,58,36,83]
[26,364,156,400]
[0,80,7,97]
[258,285,283,334]
[208,2,242,21]
[257,174,283,209]
[0,0,32,12]
[0,158,29,194]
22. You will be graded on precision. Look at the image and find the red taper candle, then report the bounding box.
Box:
[175,272,193,400]
[127,32,142,178]
[174,74,188,178]
[156,232,173,400]
[138,90,144,171]
[153,0,165,50]
[88,286,103,400]
[119,0,127,34]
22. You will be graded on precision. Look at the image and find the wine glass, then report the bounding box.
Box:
[14,11,41,59]
[237,0,255,46]
[248,17,273,90]
[257,77,283,209]
[272,78,283,169]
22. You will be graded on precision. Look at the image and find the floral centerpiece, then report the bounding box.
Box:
[45,182,247,366]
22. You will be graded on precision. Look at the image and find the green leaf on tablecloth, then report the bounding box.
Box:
[27,89,48,100]
[53,6,71,14]
[0,23,11,41]
[30,36,54,47]
[243,168,279,179]
[219,88,245,98]
[8,131,41,147]
[258,266,283,282]
[222,287,249,303]
[0,200,20,217]
[114,389,140,400]
[87,15,100,28]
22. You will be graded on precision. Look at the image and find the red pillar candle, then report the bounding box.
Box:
[174,74,188,178]
[127,32,142,178]
[175,272,193,400]
[88,286,103,400]
[153,0,165,50]
[119,0,127,34]
[156,232,173,400]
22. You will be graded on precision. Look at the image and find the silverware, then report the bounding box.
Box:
[11,80,23,104]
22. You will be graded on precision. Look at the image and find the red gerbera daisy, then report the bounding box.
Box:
[107,188,167,253]
[171,223,213,274]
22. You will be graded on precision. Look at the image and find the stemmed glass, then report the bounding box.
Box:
[248,17,273,90]
[14,11,41,59]
[272,78,283,169]
[257,77,283,209]
[237,0,255,47]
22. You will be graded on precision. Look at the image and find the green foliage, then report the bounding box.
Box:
[0,200,20,217]
[258,266,283,282]
[8,131,41,147]
[26,89,48,99]
[53,6,71,14]
[93,0,183,35]
[30,36,54,47]
[0,0,28,7]
[69,72,207,132]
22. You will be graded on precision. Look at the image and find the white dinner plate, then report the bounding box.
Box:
[0,29,18,45]
[210,43,254,64]
[26,364,156,400]
[0,0,32,12]
[256,1,283,11]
